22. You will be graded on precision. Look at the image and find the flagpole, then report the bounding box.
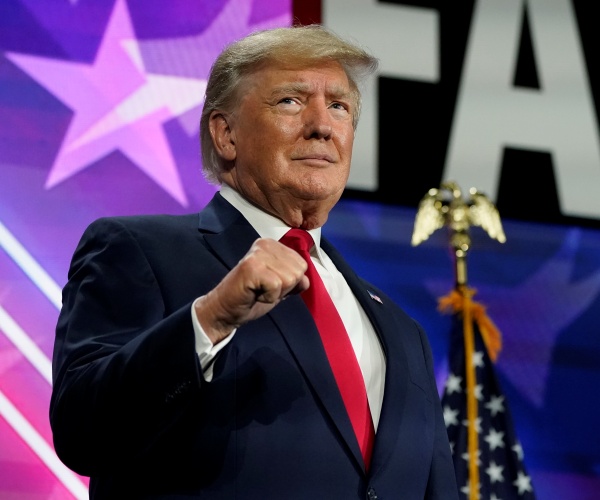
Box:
[457,291,479,500]
[449,211,480,500]
[411,181,507,500]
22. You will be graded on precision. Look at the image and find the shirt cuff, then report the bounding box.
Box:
[191,296,235,382]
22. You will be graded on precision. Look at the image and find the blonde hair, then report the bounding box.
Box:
[199,24,379,184]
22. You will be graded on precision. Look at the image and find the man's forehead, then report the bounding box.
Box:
[259,62,351,92]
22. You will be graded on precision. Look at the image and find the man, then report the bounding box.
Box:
[50,25,459,499]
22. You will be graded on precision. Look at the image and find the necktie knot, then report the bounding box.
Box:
[280,228,314,254]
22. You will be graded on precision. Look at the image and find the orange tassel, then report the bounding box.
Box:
[438,286,503,362]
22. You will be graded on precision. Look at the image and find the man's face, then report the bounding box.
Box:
[217,61,357,228]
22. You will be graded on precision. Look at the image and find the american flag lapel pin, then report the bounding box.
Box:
[368,290,383,304]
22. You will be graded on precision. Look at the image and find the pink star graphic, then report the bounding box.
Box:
[137,0,291,135]
[6,0,207,206]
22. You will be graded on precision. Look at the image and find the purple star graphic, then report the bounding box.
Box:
[6,0,207,206]
[136,0,291,135]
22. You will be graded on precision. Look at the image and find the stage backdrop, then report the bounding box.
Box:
[311,0,600,228]
[0,1,599,499]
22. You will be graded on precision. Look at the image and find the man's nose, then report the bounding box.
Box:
[303,101,333,139]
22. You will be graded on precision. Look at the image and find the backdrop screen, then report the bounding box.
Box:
[1,1,599,499]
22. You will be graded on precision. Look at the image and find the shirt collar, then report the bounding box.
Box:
[219,184,322,251]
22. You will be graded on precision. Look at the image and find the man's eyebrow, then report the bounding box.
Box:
[270,82,311,96]
[270,82,352,100]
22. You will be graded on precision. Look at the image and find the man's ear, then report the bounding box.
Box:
[209,111,236,161]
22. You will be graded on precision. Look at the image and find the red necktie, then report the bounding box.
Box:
[280,228,375,470]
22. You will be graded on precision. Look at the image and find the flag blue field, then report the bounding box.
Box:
[440,289,536,500]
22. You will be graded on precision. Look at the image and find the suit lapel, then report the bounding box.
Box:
[197,194,365,471]
[321,238,412,476]
[268,297,365,470]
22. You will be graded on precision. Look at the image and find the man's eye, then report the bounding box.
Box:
[279,98,297,105]
[331,102,349,112]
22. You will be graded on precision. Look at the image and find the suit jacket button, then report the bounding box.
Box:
[367,487,378,500]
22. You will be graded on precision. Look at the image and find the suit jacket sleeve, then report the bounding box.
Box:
[50,216,204,476]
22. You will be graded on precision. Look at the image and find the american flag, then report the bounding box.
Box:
[441,303,536,500]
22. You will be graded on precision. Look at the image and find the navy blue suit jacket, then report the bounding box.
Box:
[50,193,458,499]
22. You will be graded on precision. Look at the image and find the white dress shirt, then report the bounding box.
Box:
[191,185,386,429]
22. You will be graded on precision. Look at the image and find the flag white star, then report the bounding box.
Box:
[512,442,524,461]
[472,350,484,367]
[513,471,533,494]
[462,416,482,433]
[485,394,505,416]
[444,372,463,394]
[461,449,481,466]
[460,479,480,498]
[485,460,505,483]
[484,428,505,451]
[443,405,460,427]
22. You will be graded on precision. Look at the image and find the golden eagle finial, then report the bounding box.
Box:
[411,181,506,247]
[411,181,505,286]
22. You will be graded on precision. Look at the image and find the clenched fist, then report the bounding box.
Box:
[194,237,310,345]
